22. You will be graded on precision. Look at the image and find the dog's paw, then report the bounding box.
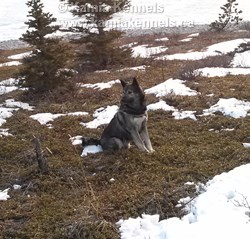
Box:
[147,148,155,154]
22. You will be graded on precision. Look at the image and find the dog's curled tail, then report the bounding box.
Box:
[82,137,101,147]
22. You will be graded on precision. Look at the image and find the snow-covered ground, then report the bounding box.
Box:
[30,111,88,128]
[156,39,250,61]
[0,61,22,68]
[196,67,250,77]
[147,101,197,121]
[0,0,249,41]
[0,98,34,136]
[0,188,10,201]
[0,78,20,95]
[203,98,250,118]
[232,51,250,68]
[8,51,32,60]
[2,162,250,239]
[118,163,250,239]
[81,105,119,129]
[0,99,34,127]
[145,79,198,97]
[132,45,168,58]
[155,37,169,42]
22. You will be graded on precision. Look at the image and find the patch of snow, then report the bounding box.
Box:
[157,39,250,61]
[80,80,120,90]
[231,50,250,67]
[221,128,235,132]
[172,110,197,120]
[13,184,21,190]
[203,98,250,118]
[81,105,118,129]
[188,33,199,37]
[0,86,19,95]
[185,182,195,186]
[0,78,24,95]
[147,101,197,121]
[5,99,34,111]
[156,50,217,61]
[155,37,169,42]
[81,145,103,156]
[118,163,250,239]
[147,100,175,112]
[145,78,198,97]
[69,135,82,146]
[179,38,192,42]
[196,67,250,77]
[0,107,16,126]
[0,128,13,137]
[0,61,21,67]
[8,51,32,60]
[132,45,168,58]
[30,111,88,125]
[30,113,64,125]
[206,39,250,54]
[118,65,147,72]
[0,78,19,86]
[0,188,10,201]
[0,99,33,127]
[67,112,88,117]
[243,143,250,148]
[94,70,110,74]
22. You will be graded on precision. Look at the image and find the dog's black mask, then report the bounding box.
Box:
[120,77,147,115]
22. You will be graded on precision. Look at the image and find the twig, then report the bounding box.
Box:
[33,135,49,174]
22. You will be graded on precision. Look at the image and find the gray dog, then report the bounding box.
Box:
[82,77,154,153]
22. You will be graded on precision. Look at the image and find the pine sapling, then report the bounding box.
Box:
[19,0,73,93]
[63,0,132,70]
[210,0,243,32]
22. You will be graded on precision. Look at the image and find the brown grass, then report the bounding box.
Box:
[1,30,250,238]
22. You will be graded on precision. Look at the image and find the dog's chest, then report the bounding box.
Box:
[132,115,147,130]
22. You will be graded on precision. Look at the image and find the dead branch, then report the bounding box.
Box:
[33,136,49,174]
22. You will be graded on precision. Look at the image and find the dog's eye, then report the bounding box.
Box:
[127,90,133,94]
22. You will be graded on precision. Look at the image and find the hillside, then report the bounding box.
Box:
[1,29,250,238]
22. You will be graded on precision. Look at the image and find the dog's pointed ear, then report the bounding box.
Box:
[120,80,127,88]
[132,77,139,87]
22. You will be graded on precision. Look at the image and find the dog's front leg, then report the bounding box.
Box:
[140,125,154,153]
[131,130,150,153]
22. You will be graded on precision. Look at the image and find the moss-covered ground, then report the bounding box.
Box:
[1,31,250,238]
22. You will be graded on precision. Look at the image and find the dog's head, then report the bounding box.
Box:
[120,77,147,115]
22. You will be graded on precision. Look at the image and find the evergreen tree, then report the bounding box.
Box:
[210,0,243,32]
[64,0,132,70]
[19,0,73,92]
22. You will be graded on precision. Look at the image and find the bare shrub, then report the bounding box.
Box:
[178,63,202,81]
[199,55,232,68]
[234,42,250,54]
[239,21,250,31]
[233,194,250,218]
[209,0,243,32]
[176,54,232,81]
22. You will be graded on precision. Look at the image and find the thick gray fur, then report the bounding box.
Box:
[82,77,154,153]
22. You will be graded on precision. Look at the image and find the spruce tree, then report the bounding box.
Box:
[64,0,132,70]
[19,0,73,92]
[210,0,243,32]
